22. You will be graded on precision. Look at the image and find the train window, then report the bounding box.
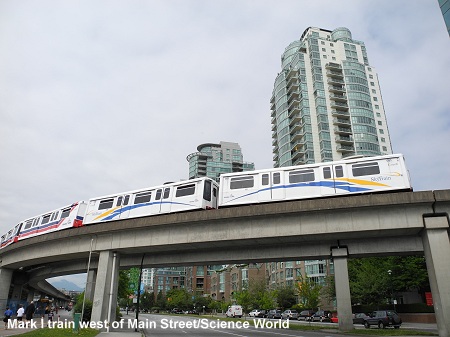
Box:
[323,167,332,179]
[99,199,114,210]
[262,174,269,186]
[203,180,212,201]
[124,195,130,205]
[117,197,123,207]
[155,189,162,201]
[352,162,380,176]
[32,218,40,227]
[61,208,71,218]
[24,220,33,229]
[176,184,196,197]
[273,172,280,184]
[41,214,51,225]
[335,165,344,178]
[163,188,170,199]
[289,169,315,183]
[134,191,152,204]
[230,176,254,189]
[213,188,217,197]
[51,211,60,221]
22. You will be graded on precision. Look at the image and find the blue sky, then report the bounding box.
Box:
[1,0,449,287]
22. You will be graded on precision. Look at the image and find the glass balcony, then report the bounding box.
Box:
[333,117,351,127]
[335,135,353,144]
[329,93,347,102]
[334,126,352,135]
[330,100,349,110]
[337,144,355,153]
[326,70,344,78]
[289,114,301,127]
[331,109,350,117]
[327,77,345,85]
[325,62,342,70]
[328,85,346,93]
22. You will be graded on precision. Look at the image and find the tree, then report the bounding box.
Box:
[275,285,297,310]
[347,256,430,307]
[140,291,155,311]
[165,289,192,310]
[233,289,252,314]
[295,275,322,309]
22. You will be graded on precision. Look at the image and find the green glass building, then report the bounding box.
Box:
[187,141,255,182]
[271,27,393,168]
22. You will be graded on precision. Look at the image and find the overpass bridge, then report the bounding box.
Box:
[1,189,449,336]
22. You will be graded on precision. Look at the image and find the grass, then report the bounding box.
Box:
[8,328,99,337]
[340,328,437,336]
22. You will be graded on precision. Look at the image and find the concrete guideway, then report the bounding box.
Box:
[0,189,449,336]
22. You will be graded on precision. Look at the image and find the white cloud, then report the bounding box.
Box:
[1,0,449,238]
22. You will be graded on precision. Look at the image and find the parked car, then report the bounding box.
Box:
[353,313,369,324]
[298,310,315,321]
[281,309,299,320]
[185,309,199,315]
[364,310,402,329]
[267,309,282,319]
[171,308,184,314]
[249,309,264,317]
[309,310,332,322]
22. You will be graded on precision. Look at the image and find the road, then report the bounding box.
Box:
[138,314,344,337]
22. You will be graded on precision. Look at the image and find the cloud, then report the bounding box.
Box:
[1,0,449,238]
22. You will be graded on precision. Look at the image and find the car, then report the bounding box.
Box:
[310,310,332,322]
[171,308,184,314]
[298,310,315,321]
[185,309,199,315]
[267,309,282,319]
[249,309,266,317]
[281,309,299,320]
[364,310,402,329]
[353,313,369,324]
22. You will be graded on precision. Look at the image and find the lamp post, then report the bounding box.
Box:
[387,270,396,311]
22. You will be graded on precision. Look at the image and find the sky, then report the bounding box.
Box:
[1,1,449,288]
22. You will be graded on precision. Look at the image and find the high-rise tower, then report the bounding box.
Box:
[187,141,255,182]
[271,27,392,168]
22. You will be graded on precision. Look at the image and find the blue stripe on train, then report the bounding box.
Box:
[225,180,372,203]
[101,201,196,221]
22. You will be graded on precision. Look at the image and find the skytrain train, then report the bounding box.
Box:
[1,153,411,250]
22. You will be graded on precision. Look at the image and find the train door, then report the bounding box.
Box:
[331,164,351,195]
[270,171,286,201]
[157,187,172,214]
[117,194,131,220]
[321,166,336,195]
[256,171,286,201]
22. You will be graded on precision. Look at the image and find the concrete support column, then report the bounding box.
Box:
[332,247,353,331]
[26,290,35,303]
[0,267,14,311]
[422,216,450,337]
[91,251,120,326]
[85,269,97,302]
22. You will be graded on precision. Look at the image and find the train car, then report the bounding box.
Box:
[83,177,219,225]
[0,223,22,249]
[219,154,411,207]
[16,201,88,242]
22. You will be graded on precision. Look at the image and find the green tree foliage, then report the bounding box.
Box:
[156,291,166,310]
[295,274,322,309]
[118,270,132,300]
[275,285,297,310]
[165,288,192,310]
[233,289,252,314]
[348,256,430,307]
[73,292,92,322]
[140,291,155,311]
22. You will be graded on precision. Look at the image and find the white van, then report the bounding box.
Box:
[226,305,243,318]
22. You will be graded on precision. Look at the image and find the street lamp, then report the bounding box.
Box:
[387,270,396,311]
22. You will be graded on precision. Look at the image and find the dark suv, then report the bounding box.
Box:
[310,310,332,322]
[267,309,282,319]
[364,310,402,329]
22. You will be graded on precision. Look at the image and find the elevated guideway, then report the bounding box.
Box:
[0,189,449,336]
